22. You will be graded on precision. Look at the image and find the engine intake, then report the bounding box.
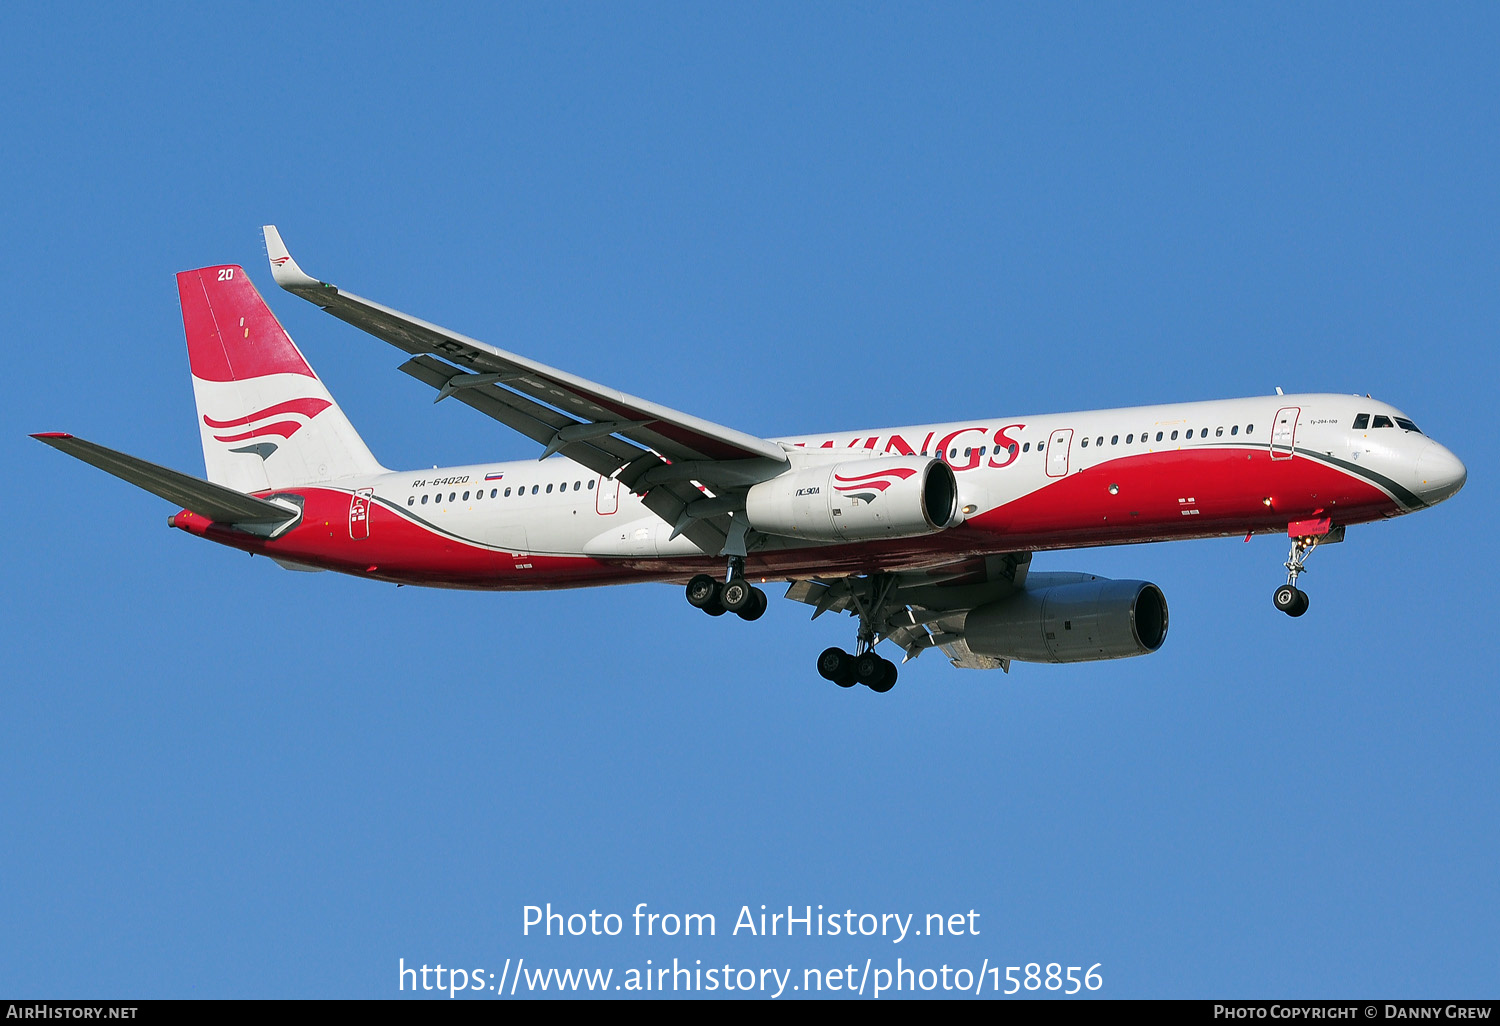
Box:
[745,456,959,543]
[964,576,1168,663]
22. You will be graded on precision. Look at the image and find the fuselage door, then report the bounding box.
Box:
[1046,428,1073,478]
[349,488,373,539]
[595,476,619,515]
[1271,407,1300,461]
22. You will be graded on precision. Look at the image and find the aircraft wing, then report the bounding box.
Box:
[783,552,1030,671]
[262,227,790,554]
[262,227,785,467]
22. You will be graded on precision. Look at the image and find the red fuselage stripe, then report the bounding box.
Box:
[171,444,1402,591]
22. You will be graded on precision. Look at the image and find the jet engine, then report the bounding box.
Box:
[963,575,1168,663]
[744,456,959,543]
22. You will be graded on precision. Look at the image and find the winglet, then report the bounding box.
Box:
[262,225,322,290]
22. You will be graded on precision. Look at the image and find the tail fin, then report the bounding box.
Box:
[177,265,384,492]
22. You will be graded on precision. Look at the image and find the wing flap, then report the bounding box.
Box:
[399,357,649,477]
[398,357,730,552]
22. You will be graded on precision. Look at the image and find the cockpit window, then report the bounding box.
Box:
[1372,415,1394,429]
[1394,417,1421,433]
[1353,413,1369,430]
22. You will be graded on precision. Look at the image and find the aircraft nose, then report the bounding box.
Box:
[1415,441,1467,504]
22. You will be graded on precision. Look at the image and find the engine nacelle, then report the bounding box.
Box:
[744,456,959,543]
[963,575,1169,663]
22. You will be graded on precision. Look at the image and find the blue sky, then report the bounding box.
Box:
[2,3,1496,999]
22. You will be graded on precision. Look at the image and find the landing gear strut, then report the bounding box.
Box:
[685,556,766,622]
[1273,534,1318,617]
[815,574,899,693]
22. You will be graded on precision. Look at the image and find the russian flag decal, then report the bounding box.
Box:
[485,471,505,481]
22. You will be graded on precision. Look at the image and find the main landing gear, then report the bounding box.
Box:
[816,646,897,693]
[815,573,899,694]
[1272,534,1319,617]
[685,557,767,622]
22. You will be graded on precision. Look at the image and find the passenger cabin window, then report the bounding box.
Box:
[1126,434,1133,444]
[421,495,428,504]
[463,491,470,501]
[407,497,414,506]
[490,489,497,498]
[1156,431,1164,441]
[1023,442,1031,452]
[504,487,511,497]
[1372,415,1394,429]
[1353,414,1370,430]
[531,485,539,495]
[588,480,595,490]
[1081,437,1090,447]
[1171,430,1179,440]
[1216,427,1224,437]
[546,483,553,494]
[1231,425,1239,435]
[1111,435,1119,445]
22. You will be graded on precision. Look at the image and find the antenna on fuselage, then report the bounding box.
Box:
[1275,386,1284,396]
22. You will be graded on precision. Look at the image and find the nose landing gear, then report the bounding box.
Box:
[1273,582,1310,617]
[685,557,767,622]
[1273,532,1320,617]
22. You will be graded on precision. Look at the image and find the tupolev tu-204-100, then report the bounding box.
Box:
[34,227,1467,692]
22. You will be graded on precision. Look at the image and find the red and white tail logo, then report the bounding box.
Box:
[202,398,333,443]
[178,263,383,491]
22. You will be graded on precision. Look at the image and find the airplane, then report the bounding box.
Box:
[33,227,1467,693]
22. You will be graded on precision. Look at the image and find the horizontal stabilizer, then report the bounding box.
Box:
[32,433,297,524]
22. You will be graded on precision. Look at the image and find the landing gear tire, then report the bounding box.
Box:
[686,574,721,610]
[721,578,761,615]
[816,572,903,693]
[818,647,856,687]
[1274,585,1309,617]
[854,652,895,690]
[736,587,768,622]
[868,658,897,693]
